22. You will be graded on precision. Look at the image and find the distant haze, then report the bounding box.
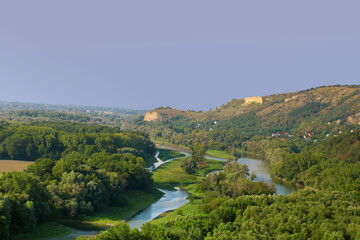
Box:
[0,1,359,110]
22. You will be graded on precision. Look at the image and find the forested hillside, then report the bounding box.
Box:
[123,85,360,193]
[123,85,360,142]
[93,85,360,240]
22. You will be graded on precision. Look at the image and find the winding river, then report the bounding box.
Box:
[68,147,296,238]
[126,147,296,229]
[126,152,190,229]
[127,187,189,229]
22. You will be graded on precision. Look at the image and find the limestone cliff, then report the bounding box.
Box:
[244,96,263,104]
[347,113,360,125]
[144,111,163,122]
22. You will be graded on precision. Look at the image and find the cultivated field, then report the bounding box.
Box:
[0,160,33,173]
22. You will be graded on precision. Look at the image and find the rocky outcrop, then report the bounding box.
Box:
[285,95,300,102]
[347,113,360,125]
[144,111,163,122]
[244,96,263,104]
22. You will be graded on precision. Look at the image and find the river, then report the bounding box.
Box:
[125,148,296,229]
[237,158,296,195]
[126,187,189,229]
[126,151,190,229]
[155,146,295,195]
[70,147,295,238]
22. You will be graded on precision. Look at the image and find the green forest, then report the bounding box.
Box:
[81,161,360,240]
[89,86,360,240]
[0,121,156,239]
[1,86,360,239]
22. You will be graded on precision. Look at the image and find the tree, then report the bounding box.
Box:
[190,143,205,162]
[181,158,198,174]
[26,158,55,182]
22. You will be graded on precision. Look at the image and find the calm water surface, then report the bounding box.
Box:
[127,187,189,229]
[237,158,296,195]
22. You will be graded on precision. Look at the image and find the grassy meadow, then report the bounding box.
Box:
[12,222,71,240]
[152,157,224,190]
[80,188,164,224]
[153,138,235,160]
[205,150,235,159]
[157,148,185,161]
[150,158,224,225]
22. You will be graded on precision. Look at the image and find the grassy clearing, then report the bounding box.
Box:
[152,158,224,190]
[153,158,198,189]
[152,139,190,152]
[206,150,235,160]
[13,222,71,240]
[151,184,210,225]
[0,160,33,173]
[151,156,224,223]
[151,198,204,225]
[57,219,107,231]
[144,156,158,167]
[157,148,185,161]
[80,188,164,224]
[153,138,234,160]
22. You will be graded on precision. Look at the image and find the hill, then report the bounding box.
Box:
[142,85,360,138]
[145,85,360,125]
[120,85,360,154]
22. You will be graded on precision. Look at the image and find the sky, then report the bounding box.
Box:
[0,1,359,110]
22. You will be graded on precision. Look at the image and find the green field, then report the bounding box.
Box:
[152,158,224,190]
[152,139,191,152]
[205,150,235,160]
[144,156,158,167]
[13,222,71,240]
[81,188,164,224]
[157,148,185,161]
[153,138,234,160]
[144,148,185,167]
[151,159,222,224]
[151,198,203,225]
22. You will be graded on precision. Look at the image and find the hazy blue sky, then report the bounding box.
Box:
[0,1,359,110]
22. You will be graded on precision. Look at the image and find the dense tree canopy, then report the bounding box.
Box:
[0,123,155,161]
[0,122,156,239]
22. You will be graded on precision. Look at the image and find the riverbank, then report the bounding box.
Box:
[154,140,300,192]
[73,144,297,238]
[148,156,224,224]
[20,148,186,239]
[271,175,319,191]
[152,158,224,190]
[144,148,185,167]
[153,139,233,160]
[14,188,164,240]
[157,148,185,160]
[80,188,164,225]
